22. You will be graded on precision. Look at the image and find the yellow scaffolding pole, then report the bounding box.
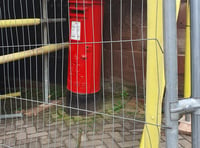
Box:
[177,0,191,133]
[140,0,180,147]
[184,0,191,99]
[0,43,68,64]
[0,19,41,28]
[0,92,21,100]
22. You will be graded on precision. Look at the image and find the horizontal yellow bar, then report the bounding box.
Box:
[0,43,69,64]
[0,18,41,28]
[0,92,21,100]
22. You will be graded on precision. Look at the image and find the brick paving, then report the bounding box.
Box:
[0,113,192,148]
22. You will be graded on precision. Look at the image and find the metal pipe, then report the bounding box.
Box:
[190,0,200,147]
[0,19,41,28]
[184,0,191,122]
[0,18,66,28]
[43,0,49,103]
[0,43,68,64]
[41,18,66,23]
[163,0,179,147]
[0,92,21,100]
[170,98,200,114]
[0,113,23,119]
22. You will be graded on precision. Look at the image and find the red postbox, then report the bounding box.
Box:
[66,0,103,114]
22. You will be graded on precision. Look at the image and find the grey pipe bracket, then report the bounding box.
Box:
[170,98,200,120]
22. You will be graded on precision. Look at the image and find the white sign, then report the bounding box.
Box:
[71,21,81,41]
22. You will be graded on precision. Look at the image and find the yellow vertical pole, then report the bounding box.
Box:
[184,0,191,98]
[140,0,180,147]
[140,0,165,147]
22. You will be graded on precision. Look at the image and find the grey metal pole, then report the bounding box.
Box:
[0,113,23,119]
[163,0,179,148]
[43,0,49,103]
[190,0,200,147]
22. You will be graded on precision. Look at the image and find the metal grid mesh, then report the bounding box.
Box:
[0,0,163,147]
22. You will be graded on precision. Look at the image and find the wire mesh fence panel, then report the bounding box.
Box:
[0,0,182,148]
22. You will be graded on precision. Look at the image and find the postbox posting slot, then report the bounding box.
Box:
[69,7,88,18]
[70,10,84,15]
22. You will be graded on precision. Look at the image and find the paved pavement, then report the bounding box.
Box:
[0,112,191,148]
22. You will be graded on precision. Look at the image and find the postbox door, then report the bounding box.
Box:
[68,6,94,93]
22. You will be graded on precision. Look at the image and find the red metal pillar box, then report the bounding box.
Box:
[66,0,103,114]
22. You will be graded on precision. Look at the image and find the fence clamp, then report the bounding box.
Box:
[170,98,200,120]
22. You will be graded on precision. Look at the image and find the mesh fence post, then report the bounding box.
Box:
[163,0,179,147]
[190,0,200,147]
[43,0,49,103]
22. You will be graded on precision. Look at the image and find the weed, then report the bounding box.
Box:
[114,100,123,112]
[121,90,129,98]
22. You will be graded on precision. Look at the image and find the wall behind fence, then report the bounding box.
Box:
[103,0,186,97]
